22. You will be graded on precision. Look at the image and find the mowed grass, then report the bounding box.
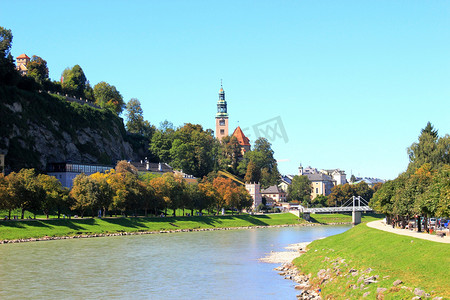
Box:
[309,212,384,224]
[293,223,450,299]
[0,213,304,241]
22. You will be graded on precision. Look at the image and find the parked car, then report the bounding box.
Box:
[429,218,437,227]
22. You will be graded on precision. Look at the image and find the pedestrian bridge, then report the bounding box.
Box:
[292,196,373,225]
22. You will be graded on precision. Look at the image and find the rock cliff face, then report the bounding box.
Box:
[0,86,136,172]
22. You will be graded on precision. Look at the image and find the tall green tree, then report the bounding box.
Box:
[93,81,125,114]
[0,26,19,85]
[238,137,280,187]
[287,175,312,205]
[7,169,46,219]
[407,122,450,174]
[61,64,92,100]
[169,123,215,178]
[27,55,49,84]
[244,160,261,183]
[125,98,154,137]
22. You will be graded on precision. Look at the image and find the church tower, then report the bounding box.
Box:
[215,83,229,140]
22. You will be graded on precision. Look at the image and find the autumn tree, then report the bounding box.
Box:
[244,160,260,183]
[70,173,98,218]
[37,174,63,219]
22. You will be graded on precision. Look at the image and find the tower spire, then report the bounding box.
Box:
[215,82,228,140]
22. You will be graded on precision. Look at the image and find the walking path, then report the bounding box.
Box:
[366,219,450,244]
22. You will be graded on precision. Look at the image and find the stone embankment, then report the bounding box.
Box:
[275,263,321,299]
[0,223,320,244]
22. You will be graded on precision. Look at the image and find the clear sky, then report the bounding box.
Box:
[2,1,449,180]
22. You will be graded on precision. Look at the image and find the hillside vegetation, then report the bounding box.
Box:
[0,86,136,171]
[293,224,450,299]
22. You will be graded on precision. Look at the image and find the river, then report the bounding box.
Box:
[0,225,351,299]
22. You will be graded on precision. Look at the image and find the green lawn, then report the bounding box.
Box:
[293,223,450,299]
[309,212,384,224]
[0,213,304,241]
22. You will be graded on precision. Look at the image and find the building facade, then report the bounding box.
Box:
[47,162,113,188]
[245,182,262,209]
[261,185,286,203]
[16,54,30,75]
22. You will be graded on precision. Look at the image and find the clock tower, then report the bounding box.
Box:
[215,83,229,140]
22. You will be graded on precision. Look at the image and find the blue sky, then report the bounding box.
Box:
[2,1,449,180]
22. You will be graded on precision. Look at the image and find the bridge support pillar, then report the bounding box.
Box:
[352,211,361,225]
[303,212,310,221]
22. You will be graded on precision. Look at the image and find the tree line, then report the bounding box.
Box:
[0,161,253,219]
[370,123,450,230]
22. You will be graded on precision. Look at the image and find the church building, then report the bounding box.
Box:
[215,84,251,155]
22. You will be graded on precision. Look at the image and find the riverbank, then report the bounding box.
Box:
[292,223,449,299]
[0,213,310,243]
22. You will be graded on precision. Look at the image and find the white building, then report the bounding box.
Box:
[47,162,113,188]
[245,182,262,209]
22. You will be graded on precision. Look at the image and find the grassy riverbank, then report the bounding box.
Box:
[0,213,305,241]
[309,212,383,224]
[293,223,450,299]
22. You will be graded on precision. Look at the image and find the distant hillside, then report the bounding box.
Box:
[0,86,139,172]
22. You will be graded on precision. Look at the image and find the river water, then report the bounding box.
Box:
[0,225,350,299]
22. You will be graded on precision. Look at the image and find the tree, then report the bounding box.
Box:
[354,181,374,202]
[27,55,49,84]
[125,98,153,136]
[169,123,215,178]
[115,160,139,176]
[0,26,19,86]
[212,177,234,214]
[7,169,45,219]
[0,26,13,57]
[287,175,312,205]
[238,137,280,187]
[61,65,88,99]
[432,164,450,217]
[350,175,357,183]
[244,160,260,183]
[312,195,327,208]
[70,173,98,218]
[37,174,63,219]
[407,123,449,174]
[94,81,125,114]
[150,121,175,163]
[197,181,218,214]
[90,171,114,217]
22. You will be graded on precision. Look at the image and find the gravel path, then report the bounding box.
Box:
[366,220,450,244]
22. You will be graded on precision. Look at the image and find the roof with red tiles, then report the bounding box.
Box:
[232,126,250,146]
[16,54,30,59]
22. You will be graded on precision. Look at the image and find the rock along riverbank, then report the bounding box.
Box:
[0,223,326,244]
[260,242,322,299]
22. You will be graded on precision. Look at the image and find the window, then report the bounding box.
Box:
[316,188,319,193]
[220,129,224,134]
[219,120,225,126]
